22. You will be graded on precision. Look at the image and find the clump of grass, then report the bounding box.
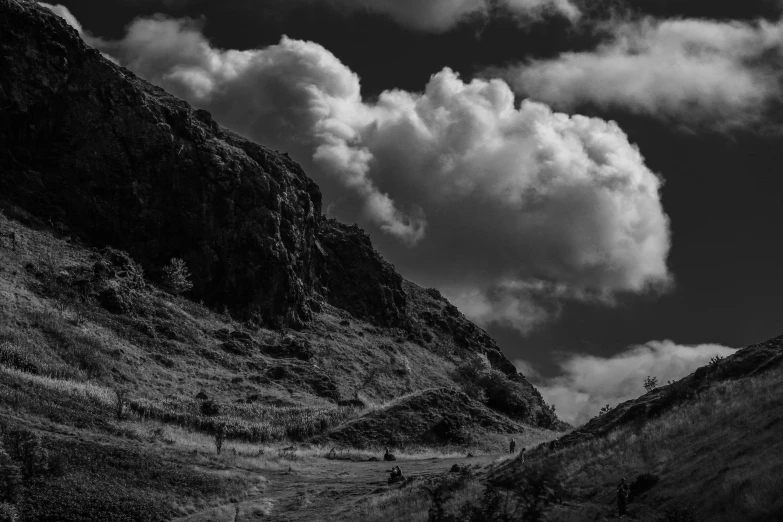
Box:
[0,365,114,407]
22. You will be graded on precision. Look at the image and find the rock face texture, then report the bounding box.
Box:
[0,0,321,326]
[0,0,554,423]
[315,219,408,328]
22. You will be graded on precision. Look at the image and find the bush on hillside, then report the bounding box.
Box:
[162,258,193,295]
[425,466,557,522]
[536,402,557,430]
[0,503,19,522]
[629,473,659,499]
[451,354,532,421]
[665,501,703,522]
[0,450,22,503]
[2,427,49,478]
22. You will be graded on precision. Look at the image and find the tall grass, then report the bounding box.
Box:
[128,397,358,442]
[0,364,114,407]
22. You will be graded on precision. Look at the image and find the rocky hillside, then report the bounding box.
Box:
[0,0,554,427]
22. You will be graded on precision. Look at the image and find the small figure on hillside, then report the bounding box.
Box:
[9,231,18,251]
[387,465,404,484]
[383,447,396,461]
[520,448,526,460]
[509,439,516,453]
[617,477,629,518]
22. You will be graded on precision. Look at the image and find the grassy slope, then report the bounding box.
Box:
[0,206,554,520]
[492,363,783,521]
[339,343,783,522]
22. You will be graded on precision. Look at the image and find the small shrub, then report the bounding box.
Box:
[46,452,67,477]
[644,376,658,392]
[200,399,221,417]
[709,355,723,366]
[213,426,225,455]
[2,427,48,478]
[18,433,49,478]
[0,450,22,503]
[162,258,193,295]
[0,503,19,522]
[598,404,612,416]
[665,501,703,522]
[115,389,126,421]
[426,467,557,522]
[536,402,557,430]
[629,472,659,499]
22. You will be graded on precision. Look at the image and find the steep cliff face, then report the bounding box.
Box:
[315,219,408,328]
[0,0,323,326]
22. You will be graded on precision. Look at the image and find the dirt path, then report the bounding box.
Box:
[173,453,512,522]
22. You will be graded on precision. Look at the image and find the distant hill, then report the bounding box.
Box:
[491,334,783,521]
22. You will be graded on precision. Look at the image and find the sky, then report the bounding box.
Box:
[40,0,783,424]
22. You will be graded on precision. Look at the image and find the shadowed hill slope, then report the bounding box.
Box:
[550,334,783,449]
[488,334,783,521]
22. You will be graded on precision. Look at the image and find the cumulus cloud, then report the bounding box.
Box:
[57,9,672,332]
[506,17,783,127]
[521,340,737,425]
[297,0,579,32]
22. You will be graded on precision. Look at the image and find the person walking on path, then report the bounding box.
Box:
[617,477,629,517]
[509,439,516,453]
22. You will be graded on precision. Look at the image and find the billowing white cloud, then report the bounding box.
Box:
[54,9,672,332]
[298,0,579,32]
[523,340,737,425]
[506,17,783,127]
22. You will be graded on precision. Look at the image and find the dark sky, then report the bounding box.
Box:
[51,0,783,384]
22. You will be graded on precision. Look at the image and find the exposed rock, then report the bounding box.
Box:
[315,219,407,328]
[1,0,321,327]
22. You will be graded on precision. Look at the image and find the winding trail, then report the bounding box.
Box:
[173,453,512,522]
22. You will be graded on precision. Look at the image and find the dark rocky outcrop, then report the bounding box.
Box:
[315,219,407,328]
